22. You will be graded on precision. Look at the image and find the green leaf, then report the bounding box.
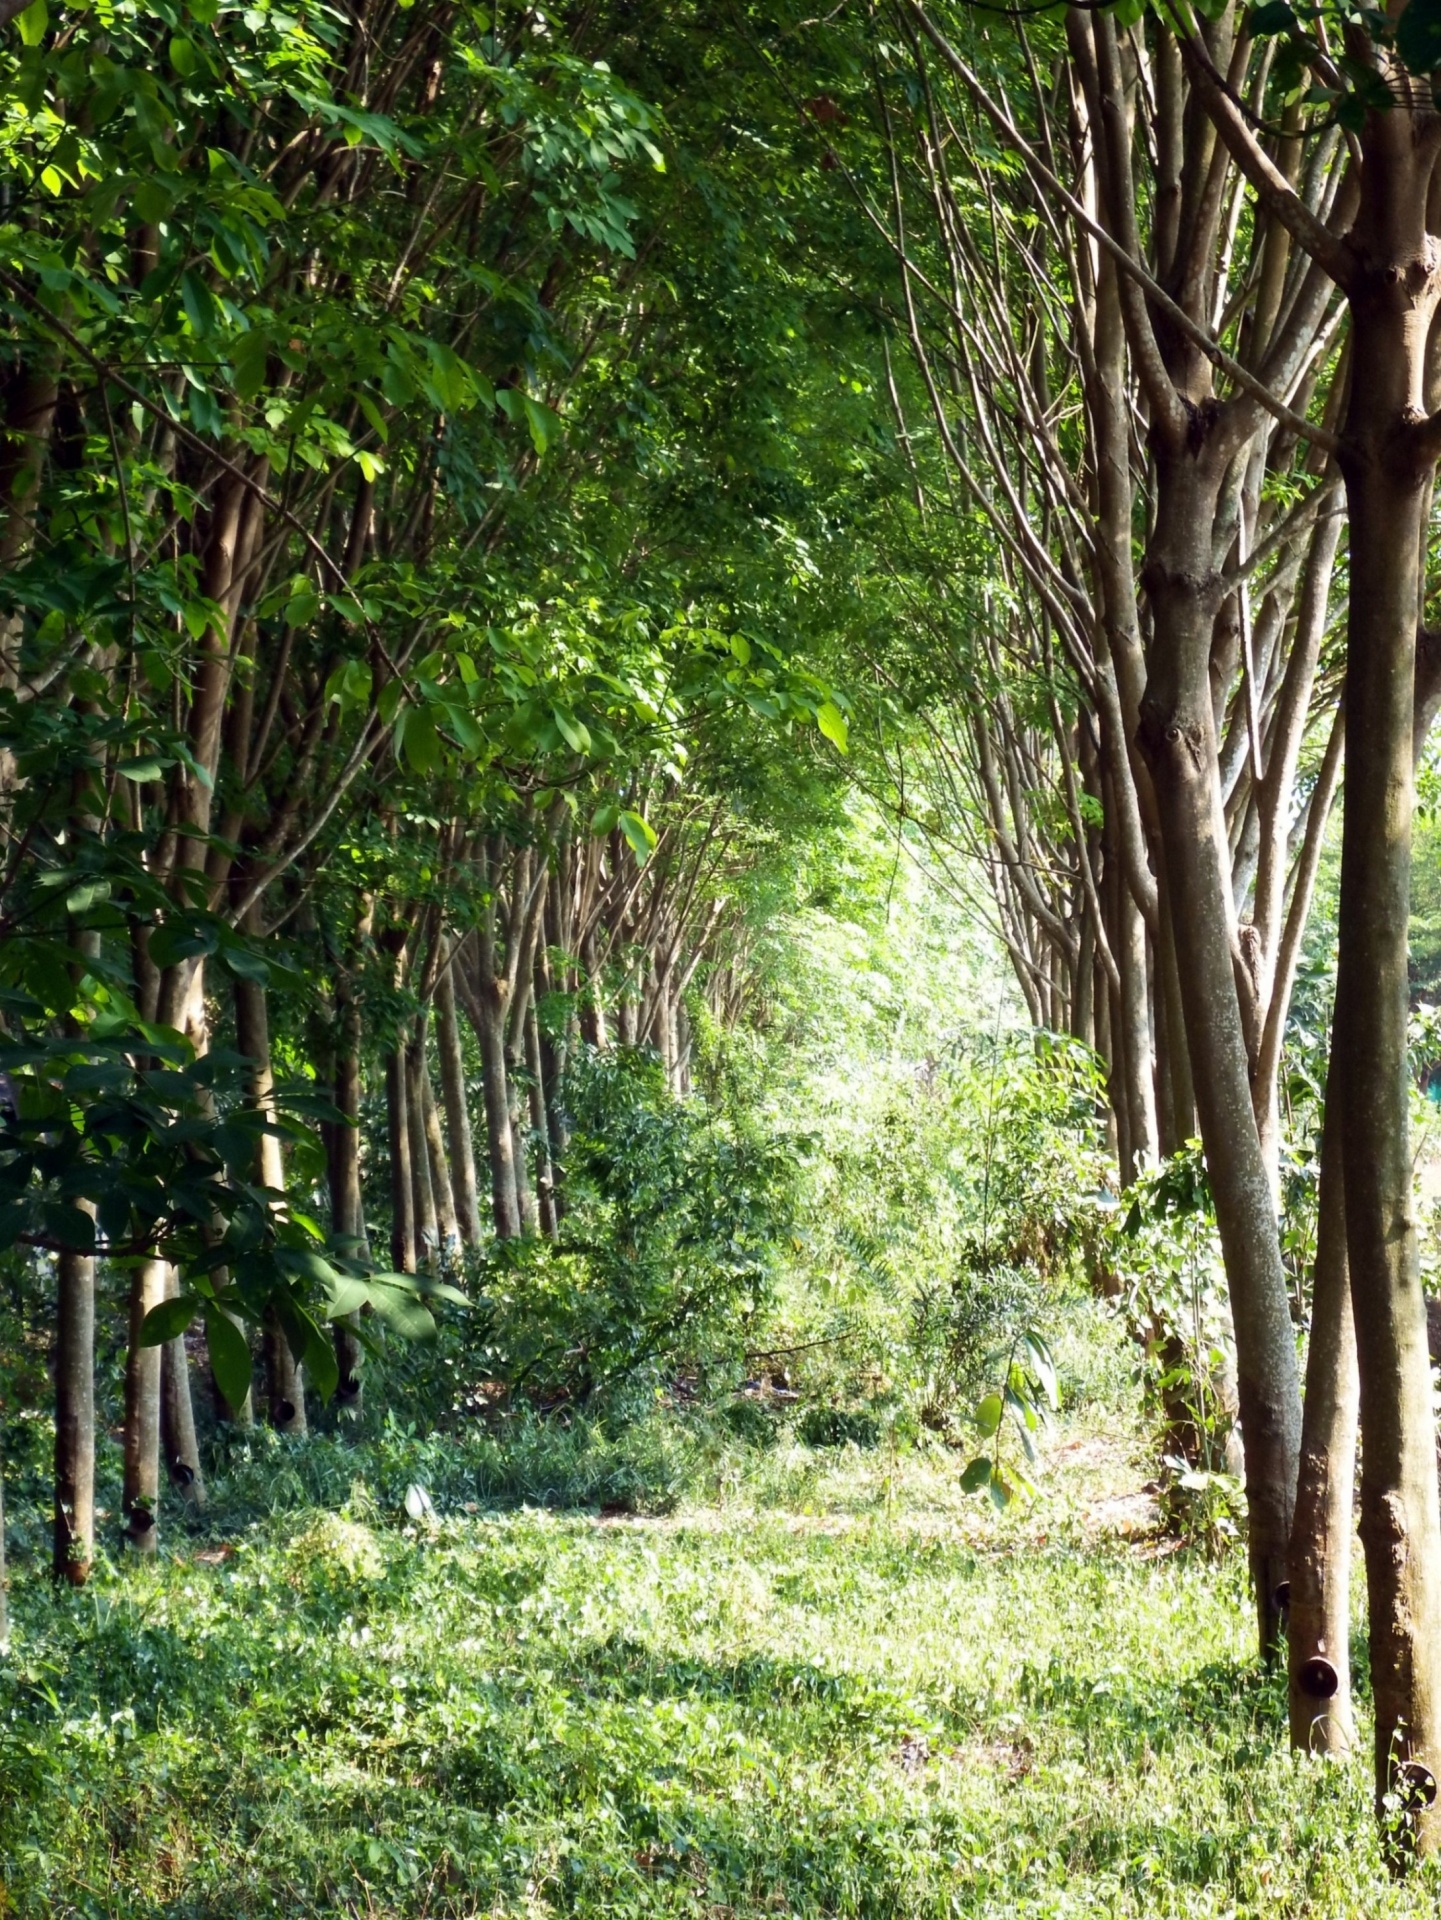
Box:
[202,1301,253,1413]
[618,810,657,858]
[1246,0,1298,33]
[139,1294,201,1347]
[1398,0,1441,72]
[398,706,442,776]
[552,705,591,754]
[16,0,48,46]
[217,945,270,984]
[232,328,270,403]
[960,1455,992,1494]
[299,1310,340,1402]
[65,879,111,913]
[179,269,219,337]
[366,1280,437,1340]
[521,394,560,455]
[283,582,320,629]
[44,1205,97,1252]
[324,1274,372,1319]
[1023,1332,1059,1410]
[169,33,197,75]
[975,1391,1003,1437]
[816,700,849,753]
[149,919,217,971]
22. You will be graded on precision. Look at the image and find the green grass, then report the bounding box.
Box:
[1,1321,1435,1917]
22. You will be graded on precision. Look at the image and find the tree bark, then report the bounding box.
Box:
[1138,448,1301,1666]
[329,976,365,1408]
[386,1045,417,1273]
[526,1000,558,1238]
[405,1020,439,1264]
[1287,1081,1357,1754]
[161,1325,207,1511]
[122,1256,166,1553]
[435,951,483,1245]
[53,1234,96,1584]
[475,979,521,1239]
[1336,239,1441,1836]
[264,1313,307,1433]
[234,967,307,1435]
[419,1047,460,1251]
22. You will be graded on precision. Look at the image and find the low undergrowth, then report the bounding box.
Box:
[0,1311,1433,1918]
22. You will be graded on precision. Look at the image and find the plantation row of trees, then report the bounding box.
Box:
[3,0,1441,1862]
[0,0,867,1616]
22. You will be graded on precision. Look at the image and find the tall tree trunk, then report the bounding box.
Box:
[55,923,99,1582]
[505,1018,537,1235]
[405,1021,439,1263]
[387,1044,417,1272]
[0,1446,6,1653]
[1185,36,1441,1850]
[1138,455,1301,1667]
[579,932,608,1048]
[476,981,521,1239]
[53,1235,96,1584]
[1287,1081,1357,1754]
[1336,265,1441,1836]
[420,1053,460,1251]
[330,976,365,1408]
[525,1001,558,1238]
[264,1315,306,1434]
[122,1256,166,1552]
[234,967,307,1435]
[1113,854,1156,1183]
[1154,870,1196,1155]
[0,1444,7,1652]
[435,952,482,1245]
[161,1324,207,1511]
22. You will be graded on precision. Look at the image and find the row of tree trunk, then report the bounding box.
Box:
[890,0,1441,1849]
[44,798,746,1587]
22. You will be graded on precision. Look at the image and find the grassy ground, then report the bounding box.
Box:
[1,1318,1436,1918]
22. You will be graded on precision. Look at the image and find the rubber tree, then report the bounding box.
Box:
[901,0,1350,1659]
[1187,1,1441,1843]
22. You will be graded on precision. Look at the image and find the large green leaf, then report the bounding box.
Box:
[202,1302,253,1413]
[139,1294,201,1347]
